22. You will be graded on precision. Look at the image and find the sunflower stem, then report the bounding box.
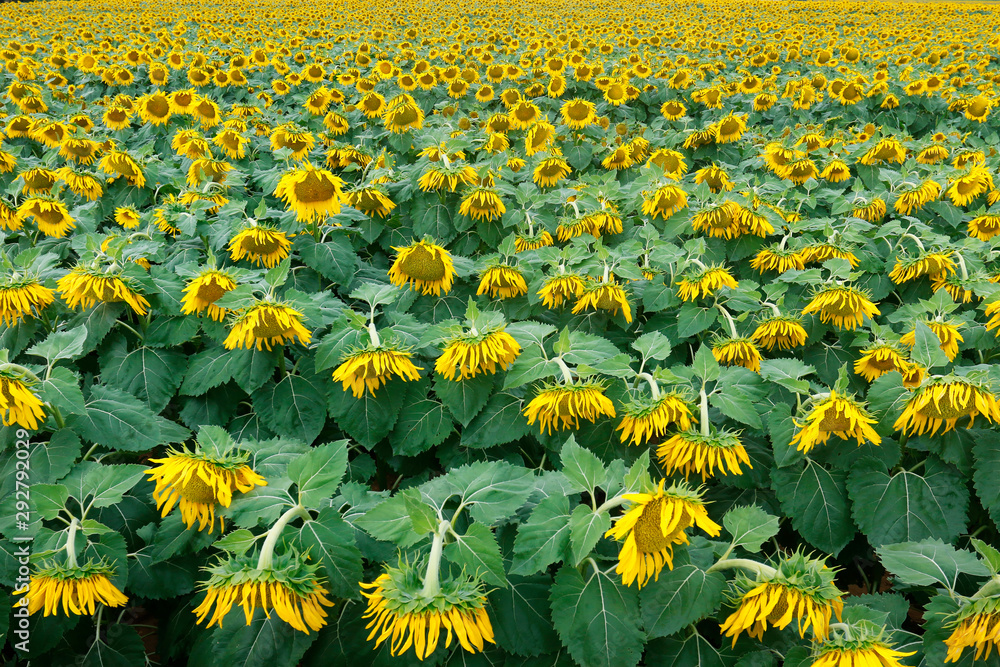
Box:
[554,356,575,385]
[525,211,534,236]
[49,404,65,430]
[420,520,449,598]
[953,252,969,281]
[65,517,79,569]
[899,233,926,254]
[257,504,311,571]
[700,387,710,437]
[761,301,782,317]
[367,319,381,347]
[688,257,707,271]
[595,495,627,515]
[705,557,776,578]
[602,263,610,283]
[716,304,739,338]
[636,373,660,400]
[828,622,854,641]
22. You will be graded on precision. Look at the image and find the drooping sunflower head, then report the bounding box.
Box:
[751,315,808,351]
[712,336,762,373]
[56,265,149,315]
[417,163,477,193]
[800,242,860,268]
[657,429,751,481]
[720,551,844,644]
[514,229,554,253]
[750,246,806,274]
[802,285,880,330]
[477,264,528,299]
[943,592,1000,663]
[888,250,955,285]
[274,162,345,223]
[646,149,688,178]
[675,265,737,301]
[388,240,455,296]
[17,197,75,238]
[810,620,915,666]
[227,225,293,268]
[459,187,505,222]
[181,269,238,322]
[523,381,616,434]
[332,342,422,398]
[850,197,887,223]
[692,201,745,239]
[0,368,46,431]
[360,562,495,660]
[854,343,911,382]
[618,391,695,446]
[0,274,54,327]
[605,479,721,588]
[344,186,396,219]
[538,273,586,309]
[533,156,572,188]
[223,300,311,351]
[572,280,632,323]
[641,184,688,221]
[791,390,881,453]
[694,164,735,193]
[20,559,127,617]
[194,550,334,633]
[894,376,1000,437]
[146,438,266,533]
[435,327,521,381]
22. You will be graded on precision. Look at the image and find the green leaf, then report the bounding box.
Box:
[27,326,87,363]
[327,381,405,448]
[180,345,237,396]
[83,625,147,667]
[444,522,507,588]
[212,529,259,555]
[33,484,68,519]
[910,320,950,369]
[506,321,556,349]
[550,565,644,667]
[511,495,573,576]
[426,460,535,525]
[102,343,187,413]
[433,372,493,426]
[640,565,727,638]
[72,385,190,452]
[0,429,79,496]
[296,507,364,599]
[389,386,453,457]
[645,632,727,667]
[972,538,1000,577]
[61,462,147,509]
[771,459,855,555]
[128,550,197,600]
[710,390,761,428]
[462,392,531,449]
[692,344,720,382]
[847,456,969,546]
[37,367,88,416]
[876,539,988,589]
[564,332,624,367]
[632,331,672,361]
[253,375,328,445]
[503,346,557,389]
[677,303,717,337]
[758,358,815,394]
[767,403,802,468]
[569,505,610,565]
[212,609,317,667]
[402,489,438,536]
[355,495,422,547]
[560,435,607,494]
[723,506,780,553]
[264,256,292,287]
[488,574,560,657]
[148,513,215,563]
[287,440,349,507]
[973,429,1000,528]
[297,234,357,286]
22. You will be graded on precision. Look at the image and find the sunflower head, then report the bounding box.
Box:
[538,273,586,308]
[854,343,911,382]
[435,327,521,381]
[56,265,149,315]
[751,315,808,351]
[0,368,46,431]
[657,429,751,480]
[223,300,312,351]
[894,376,1000,437]
[750,247,805,274]
[572,280,632,322]
[943,592,1000,662]
[388,240,455,296]
[227,225,293,268]
[676,265,737,301]
[514,229,554,253]
[193,550,333,633]
[888,251,955,285]
[791,391,881,453]
[605,479,721,588]
[811,620,915,666]
[721,551,844,644]
[523,380,616,434]
[0,274,54,327]
[802,285,880,331]
[477,264,528,299]
[19,559,127,617]
[618,391,695,446]
[360,562,495,660]
[712,336,762,373]
[332,342,422,398]
[274,162,345,223]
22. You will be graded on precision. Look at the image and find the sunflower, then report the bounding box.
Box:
[172,129,210,159]
[647,149,687,178]
[751,316,808,351]
[802,286,880,330]
[514,230,554,252]
[136,91,172,125]
[917,145,949,165]
[893,180,940,215]
[800,243,859,268]
[561,98,596,129]
[383,96,424,134]
[779,158,820,185]
[102,106,132,131]
[944,598,1000,662]
[720,552,844,644]
[676,265,737,301]
[858,137,906,165]
[0,272,53,327]
[791,391,880,453]
[270,125,316,160]
[523,381,616,434]
[97,150,145,187]
[532,156,572,188]
[0,371,45,430]
[17,197,75,237]
[538,273,586,308]
[212,129,249,159]
[274,162,345,223]
[820,160,852,183]
[712,337,762,373]
[435,328,521,381]
[641,184,688,220]
[618,392,695,446]
[332,345,422,398]
[900,319,963,361]
[889,251,955,285]
[692,201,745,239]
[694,164,734,193]
[947,167,993,207]
[894,377,1000,436]
[227,226,292,268]
[850,197,887,223]
[658,429,750,480]
[57,266,149,315]
[572,280,632,322]
[224,300,311,351]
[855,344,911,382]
[459,187,505,222]
[812,639,914,667]
[19,561,127,617]
[715,112,748,144]
[750,246,804,273]
[18,166,57,195]
[360,564,495,660]
[968,214,1000,241]
[181,269,237,321]
[146,443,266,532]
[194,552,334,633]
[418,164,477,193]
[605,479,720,588]
[388,240,455,296]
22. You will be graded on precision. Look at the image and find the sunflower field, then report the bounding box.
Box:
[7,0,1000,665]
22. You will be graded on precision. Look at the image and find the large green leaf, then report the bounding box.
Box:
[253,374,328,445]
[71,385,190,452]
[640,565,726,639]
[296,507,364,599]
[771,459,855,555]
[511,494,573,576]
[443,521,507,587]
[488,574,560,657]
[101,339,187,412]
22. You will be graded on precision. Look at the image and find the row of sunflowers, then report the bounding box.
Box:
[4,0,1000,665]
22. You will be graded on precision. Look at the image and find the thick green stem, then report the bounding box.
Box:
[66,517,79,569]
[554,356,575,385]
[716,304,739,338]
[636,372,660,400]
[49,404,65,429]
[706,558,777,578]
[953,252,969,281]
[899,233,926,254]
[367,319,381,348]
[420,520,450,598]
[595,495,627,515]
[257,505,311,570]
[973,576,1000,599]
[700,387,710,437]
